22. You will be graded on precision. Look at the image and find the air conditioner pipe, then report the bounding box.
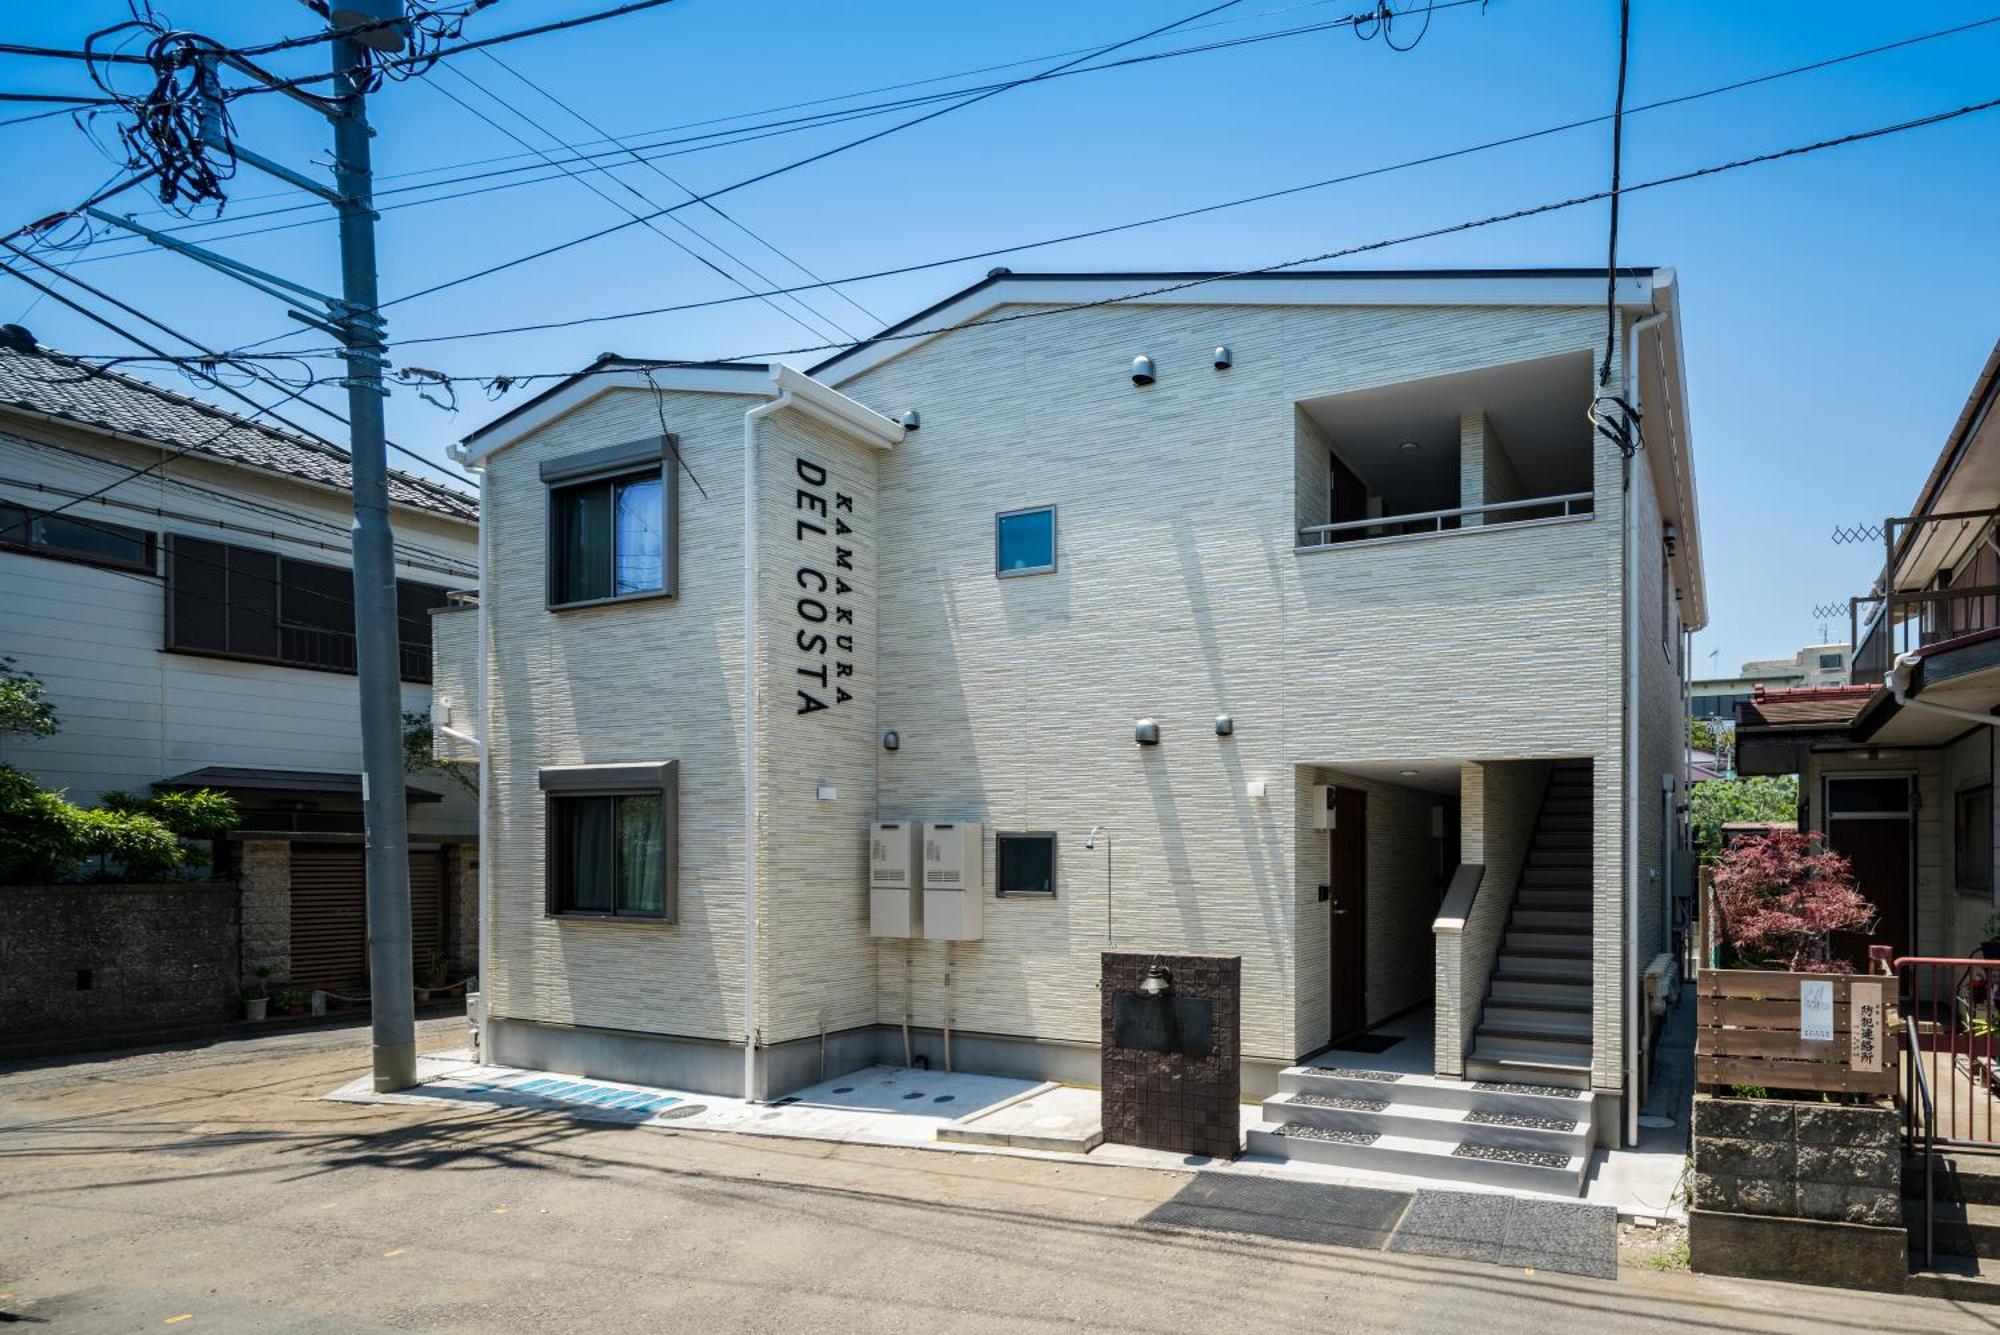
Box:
[902,940,914,1067]
[1888,652,2000,728]
[943,941,955,1074]
[741,382,796,1102]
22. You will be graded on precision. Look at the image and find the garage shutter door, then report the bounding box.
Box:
[288,845,449,994]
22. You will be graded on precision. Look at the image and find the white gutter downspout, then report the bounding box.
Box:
[445,441,490,1060]
[741,384,795,1103]
[1888,652,2000,729]
[1624,307,1669,1149]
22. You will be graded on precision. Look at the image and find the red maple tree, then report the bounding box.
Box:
[1709,830,1875,974]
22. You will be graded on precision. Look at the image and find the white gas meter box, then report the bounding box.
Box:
[922,820,983,941]
[869,821,923,938]
[1311,784,1339,830]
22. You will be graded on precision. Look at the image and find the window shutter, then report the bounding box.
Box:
[230,545,280,660]
[166,534,230,653]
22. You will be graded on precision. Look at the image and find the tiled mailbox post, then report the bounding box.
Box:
[1099,952,1241,1160]
[1689,1095,1904,1291]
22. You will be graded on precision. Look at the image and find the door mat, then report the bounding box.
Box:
[1325,1033,1403,1054]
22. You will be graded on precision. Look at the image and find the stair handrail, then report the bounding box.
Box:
[1432,863,1488,934]
[1907,1011,1935,1269]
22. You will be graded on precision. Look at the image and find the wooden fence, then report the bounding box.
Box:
[1696,969,1896,1096]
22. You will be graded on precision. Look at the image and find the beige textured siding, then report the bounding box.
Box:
[480,387,757,1040]
[429,605,478,766]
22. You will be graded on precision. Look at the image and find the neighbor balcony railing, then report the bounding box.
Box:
[1847,504,2000,686]
[1297,491,1593,549]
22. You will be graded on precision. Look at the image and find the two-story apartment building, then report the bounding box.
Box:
[0,344,481,996]
[439,268,1702,1189]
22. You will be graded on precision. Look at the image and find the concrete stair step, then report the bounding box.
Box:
[1469,1040,1593,1072]
[1261,1093,1589,1154]
[1913,1153,2000,1208]
[1528,847,1592,868]
[1534,829,1592,849]
[1489,977,1592,1008]
[1471,1030,1591,1061]
[1504,930,1590,955]
[1245,1125,1590,1195]
[1521,866,1592,887]
[1914,1199,2000,1259]
[1480,1006,1593,1039]
[1495,955,1590,983]
[1515,891,1591,912]
[1904,1252,2000,1305]
[1511,910,1590,932]
[1278,1065,1592,1119]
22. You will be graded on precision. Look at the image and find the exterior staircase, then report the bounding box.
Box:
[1905,1151,2000,1303]
[1246,1065,1596,1195]
[1468,762,1594,1087]
[1246,762,1601,1196]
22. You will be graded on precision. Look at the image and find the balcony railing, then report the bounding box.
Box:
[1851,582,2000,686]
[1297,491,1593,549]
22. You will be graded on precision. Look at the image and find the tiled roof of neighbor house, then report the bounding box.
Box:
[1735,684,1879,730]
[0,346,477,523]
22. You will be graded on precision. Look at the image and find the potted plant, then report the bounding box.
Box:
[272,988,309,1017]
[241,965,271,1021]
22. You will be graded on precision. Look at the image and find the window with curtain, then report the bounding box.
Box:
[550,467,666,604]
[551,791,668,917]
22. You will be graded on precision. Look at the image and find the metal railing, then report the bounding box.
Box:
[1298,490,1594,548]
[1894,955,2000,1149]
[277,622,434,683]
[1853,582,2000,684]
[1906,1010,1936,1268]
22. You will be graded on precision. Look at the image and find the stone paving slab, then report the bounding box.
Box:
[1389,1188,1619,1279]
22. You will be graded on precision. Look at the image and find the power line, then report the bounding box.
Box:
[56,0,1501,271]
[474,45,883,330]
[256,89,2000,394]
[1598,0,1632,390]
[372,0,1284,314]
[0,245,471,486]
[425,66,856,346]
[226,16,2000,358]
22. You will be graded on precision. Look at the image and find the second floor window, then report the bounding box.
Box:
[164,534,450,682]
[996,505,1056,576]
[0,499,154,574]
[543,436,679,608]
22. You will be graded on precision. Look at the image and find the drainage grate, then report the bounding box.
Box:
[902,1091,925,1101]
[1464,1110,1577,1132]
[1450,1142,1571,1169]
[932,1095,955,1104]
[1272,1124,1380,1146]
[831,1086,855,1094]
[1290,1093,1389,1112]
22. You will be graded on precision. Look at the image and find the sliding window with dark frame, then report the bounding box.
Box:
[163,533,452,682]
[540,762,678,922]
[543,436,678,609]
[0,498,155,574]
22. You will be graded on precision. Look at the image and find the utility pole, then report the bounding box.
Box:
[330,16,415,1093]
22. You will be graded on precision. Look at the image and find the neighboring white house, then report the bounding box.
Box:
[0,344,481,995]
[440,268,1704,1191]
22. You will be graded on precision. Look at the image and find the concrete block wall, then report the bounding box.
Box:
[1692,1097,1900,1226]
[238,838,290,986]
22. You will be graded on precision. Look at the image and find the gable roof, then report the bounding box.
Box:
[1734,684,1878,731]
[0,346,477,523]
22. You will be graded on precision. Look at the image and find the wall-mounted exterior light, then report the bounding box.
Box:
[1139,963,1173,997]
[1246,780,1267,800]
[1131,355,1155,386]
[1134,718,1160,746]
[882,729,901,752]
[1214,714,1234,737]
[816,783,837,801]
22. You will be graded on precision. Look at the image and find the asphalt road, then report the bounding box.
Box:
[0,1020,1989,1333]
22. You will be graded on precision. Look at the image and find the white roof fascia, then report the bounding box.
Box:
[823,272,1659,387]
[769,364,904,449]
[455,364,772,468]
[1641,269,1707,630]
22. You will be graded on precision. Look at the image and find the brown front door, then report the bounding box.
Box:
[1329,786,1368,1037]
[1825,776,1913,966]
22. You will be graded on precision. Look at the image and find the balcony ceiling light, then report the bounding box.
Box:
[1398,439,1422,452]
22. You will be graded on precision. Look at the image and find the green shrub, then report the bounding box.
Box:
[0,656,57,738]
[0,766,237,884]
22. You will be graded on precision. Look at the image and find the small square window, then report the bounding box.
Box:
[996,506,1056,576]
[996,832,1057,896]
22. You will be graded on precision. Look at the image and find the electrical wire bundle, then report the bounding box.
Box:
[1354,0,1436,52]
[82,5,236,213]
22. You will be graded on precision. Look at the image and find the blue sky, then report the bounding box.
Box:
[5,1,1999,676]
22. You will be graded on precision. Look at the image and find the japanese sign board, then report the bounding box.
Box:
[1850,979,1884,1073]
[1799,978,1834,1042]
